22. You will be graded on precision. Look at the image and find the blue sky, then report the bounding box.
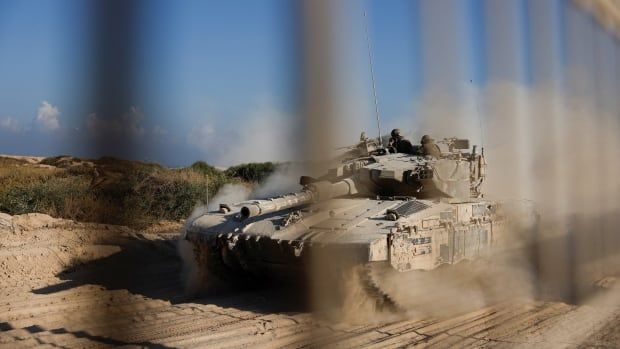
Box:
[0,0,618,166]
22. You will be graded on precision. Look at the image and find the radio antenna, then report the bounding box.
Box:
[471,79,485,151]
[364,11,383,146]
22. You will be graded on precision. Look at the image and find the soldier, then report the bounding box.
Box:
[421,135,441,158]
[388,128,415,154]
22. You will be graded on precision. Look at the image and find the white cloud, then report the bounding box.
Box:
[36,101,60,131]
[224,105,296,165]
[0,117,22,133]
[86,106,145,137]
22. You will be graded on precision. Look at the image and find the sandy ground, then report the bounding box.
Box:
[0,213,619,348]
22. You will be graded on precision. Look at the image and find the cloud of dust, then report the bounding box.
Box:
[177,237,201,295]
[369,255,536,319]
[333,217,539,324]
[207,183,253,211]
[251,163,305,198]
[187,101,300,167]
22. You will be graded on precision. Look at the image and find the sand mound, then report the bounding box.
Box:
[0,213,130,287]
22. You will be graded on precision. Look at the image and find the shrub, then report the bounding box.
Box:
[40,155,82,168]
[0,157,269,228]
[190,161,220,176]
[224,162,276,182]
[0,176,90,217]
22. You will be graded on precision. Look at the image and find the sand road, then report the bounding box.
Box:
[0,213,618,348]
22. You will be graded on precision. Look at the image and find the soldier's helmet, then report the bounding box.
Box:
[421,135,434,144]
[391,128,402,138]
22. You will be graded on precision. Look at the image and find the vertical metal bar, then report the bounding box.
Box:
[364,11,383,145]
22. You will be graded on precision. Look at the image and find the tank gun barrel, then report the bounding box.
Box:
[240,179,359,219]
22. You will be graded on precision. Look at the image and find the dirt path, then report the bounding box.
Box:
[0,213,618,348]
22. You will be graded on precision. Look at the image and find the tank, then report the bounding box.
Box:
[182,133,506,307]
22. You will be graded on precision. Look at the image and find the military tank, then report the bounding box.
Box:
[182,133,505,307]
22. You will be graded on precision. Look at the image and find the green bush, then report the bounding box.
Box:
[225,162,276,182]
[0,176,90,217]
[190,161,218,174]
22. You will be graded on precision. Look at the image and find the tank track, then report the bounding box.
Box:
[193,239,264,293]
[192,242,237,292]
[193,240,403,311]
[359,263,402,312]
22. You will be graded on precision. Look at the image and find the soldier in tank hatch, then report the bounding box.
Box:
[420,135,441,158]
[388,128,415,154]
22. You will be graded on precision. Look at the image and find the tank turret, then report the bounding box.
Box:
[308,136,486,200]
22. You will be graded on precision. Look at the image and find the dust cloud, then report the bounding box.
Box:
[177,237,201,295]
[333,218,540,324]
[251,163,306,199]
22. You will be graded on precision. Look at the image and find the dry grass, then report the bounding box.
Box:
[0,156,276,229]
[0,156,30,167]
